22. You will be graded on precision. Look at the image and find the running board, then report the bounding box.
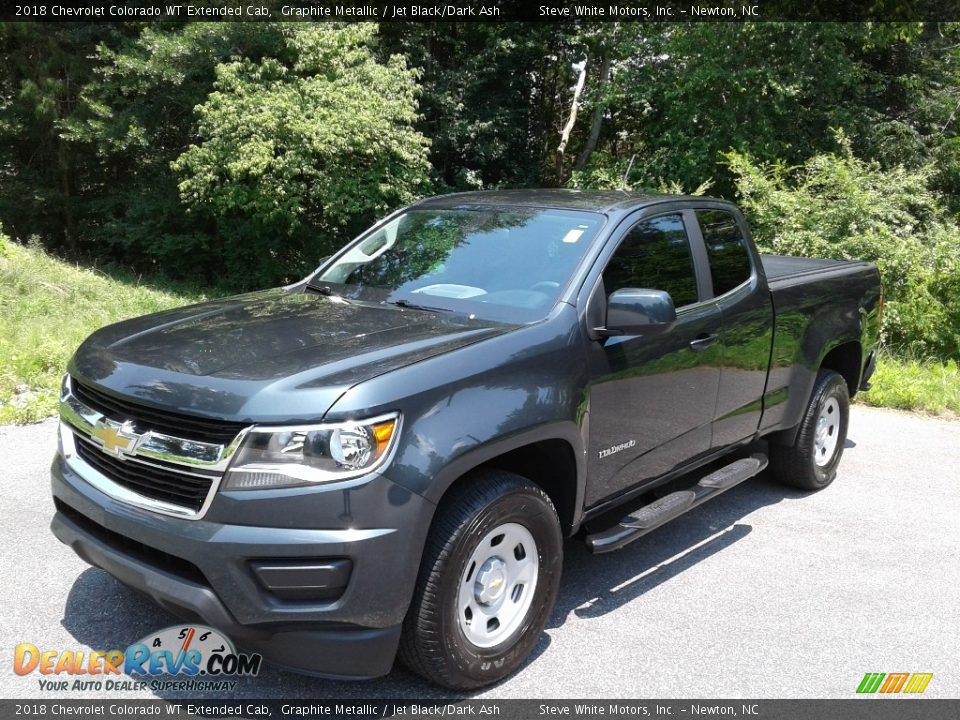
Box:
[585,454,768,554]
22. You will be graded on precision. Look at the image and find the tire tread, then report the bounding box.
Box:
[398,469,558,689]
[770,369,849,491]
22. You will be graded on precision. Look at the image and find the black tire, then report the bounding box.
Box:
[770,369,850,491]
[399,469,563,689]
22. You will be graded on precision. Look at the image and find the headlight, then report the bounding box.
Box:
[222,413,400,490]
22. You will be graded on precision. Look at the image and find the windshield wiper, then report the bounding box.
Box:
[305,282,334,295]
[387,298,453,314]
[305,282,351,302]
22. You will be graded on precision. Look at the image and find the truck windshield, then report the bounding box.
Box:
[313,207,604,321]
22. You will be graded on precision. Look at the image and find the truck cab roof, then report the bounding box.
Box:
[413,188,730,219]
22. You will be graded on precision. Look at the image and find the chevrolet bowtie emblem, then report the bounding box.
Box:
[90,418,140,458]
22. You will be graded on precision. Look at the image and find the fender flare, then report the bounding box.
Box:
[421,421,587,531]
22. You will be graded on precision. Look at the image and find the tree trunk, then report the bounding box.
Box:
[57,138,77,258]
[574,55,611,172]
[556,60,588,182]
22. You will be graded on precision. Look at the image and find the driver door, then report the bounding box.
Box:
[583,211,722,507]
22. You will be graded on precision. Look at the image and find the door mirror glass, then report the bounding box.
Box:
[603,288,676,336]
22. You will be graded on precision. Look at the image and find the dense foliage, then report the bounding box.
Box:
[728,136,960,359]
[1,21,960,359]
[1,23,431,287]
[172,25,431,285]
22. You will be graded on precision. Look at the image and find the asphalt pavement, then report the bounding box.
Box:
[1,406,957,700]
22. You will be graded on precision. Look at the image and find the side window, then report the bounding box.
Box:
[697,210,752,296]
[603,214,698,307]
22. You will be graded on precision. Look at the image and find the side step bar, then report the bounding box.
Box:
[585,454,768,554]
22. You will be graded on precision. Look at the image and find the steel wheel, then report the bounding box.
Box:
[813,396,841,466]
[457,522,539,648]
[399,470,563,689]
[769,369,850,491]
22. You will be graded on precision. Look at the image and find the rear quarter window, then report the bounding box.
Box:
[697,210,752,296]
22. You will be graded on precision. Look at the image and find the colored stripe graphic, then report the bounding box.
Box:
[880,673,910,693]
[903,673,934,694]
[857,673,885,693]
[857,672,933,694]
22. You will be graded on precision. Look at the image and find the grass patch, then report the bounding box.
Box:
[0,236,203,423]
[856,354,960,418]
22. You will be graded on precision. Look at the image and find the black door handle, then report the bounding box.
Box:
[689,333,719,351]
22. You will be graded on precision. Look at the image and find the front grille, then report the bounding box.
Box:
[72,379,247,446]
[75,433,216,513]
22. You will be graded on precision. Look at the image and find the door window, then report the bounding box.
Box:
[603,214,698,307]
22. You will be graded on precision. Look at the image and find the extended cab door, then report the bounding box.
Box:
[691,207,774,448]
[583,210,722,507]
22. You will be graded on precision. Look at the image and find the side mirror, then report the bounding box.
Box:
[600,288,677,336]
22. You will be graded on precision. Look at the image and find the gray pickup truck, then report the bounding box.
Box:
[51,190,880,688]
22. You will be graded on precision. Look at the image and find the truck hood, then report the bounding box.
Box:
[69,288,513,423]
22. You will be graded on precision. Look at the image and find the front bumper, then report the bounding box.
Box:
[50,448,435,679]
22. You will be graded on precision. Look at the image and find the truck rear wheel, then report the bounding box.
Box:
[399,470,563,689]
[770,369,850,491]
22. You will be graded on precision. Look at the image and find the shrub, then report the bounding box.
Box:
[727,134,960,359]
[172,25,432,288]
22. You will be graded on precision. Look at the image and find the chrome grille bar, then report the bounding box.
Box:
[58,376,252,519]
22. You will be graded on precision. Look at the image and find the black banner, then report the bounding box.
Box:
[1,699,959,720]
[4,0,960,23]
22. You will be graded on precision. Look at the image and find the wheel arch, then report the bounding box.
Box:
[424,425,585,536]
[769,337,861,447]
[819,340,863,398]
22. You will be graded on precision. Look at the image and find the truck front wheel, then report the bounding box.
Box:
[399,470,563,689]
[770,369,850,491]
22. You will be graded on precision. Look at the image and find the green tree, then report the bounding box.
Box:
[62,23,293,284]
[377,23,572,189]
[172,24,432,287]
[4,19,960,314]
[569,23,928,196]
[0,23,123,255]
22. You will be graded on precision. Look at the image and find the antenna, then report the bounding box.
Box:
[619,154,636,192]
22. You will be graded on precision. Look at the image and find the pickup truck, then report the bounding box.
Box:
[50,190,881,689]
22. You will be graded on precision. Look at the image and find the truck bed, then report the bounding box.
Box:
[757,253,881,438]
[761,254,876,289]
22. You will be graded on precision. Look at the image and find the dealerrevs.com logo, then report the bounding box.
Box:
[13,625,261,693]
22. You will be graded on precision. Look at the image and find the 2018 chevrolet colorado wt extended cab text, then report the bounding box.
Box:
[50,190,880,688]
